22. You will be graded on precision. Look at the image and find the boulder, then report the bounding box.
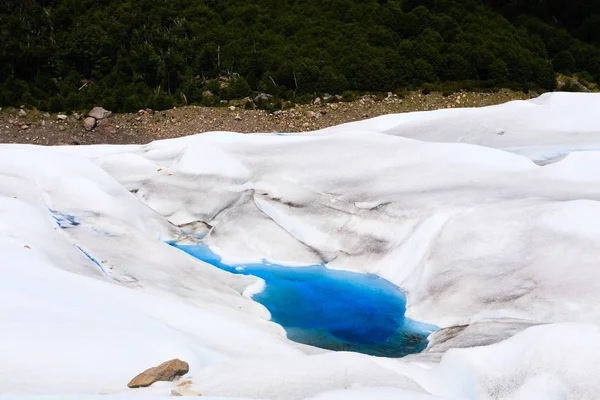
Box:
[171,387,201,396]
[127,359,189,388]
[87,107,112,120]
[254,93,270,103]
[83,117,96,131]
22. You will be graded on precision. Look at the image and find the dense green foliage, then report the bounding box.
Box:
[1,0,600,111]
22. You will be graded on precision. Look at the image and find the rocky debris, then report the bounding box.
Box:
[73,113,82,120]
[20,124,29,130]
[0,89,532,146]
[306,111,315,118]
[42,112,50,117]
[313,97,321,105]
[171,387,201,396]
[127,359,189,388]
[87,106,112,120]
[83,117,96,131]
[234,114,242,121]
[18,109,27,117]
[57,114,68,121]
[229,105,236,111]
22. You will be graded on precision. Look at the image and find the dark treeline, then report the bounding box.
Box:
[1,0,600,112]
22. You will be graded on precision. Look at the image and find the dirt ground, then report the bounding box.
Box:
[0,89,532,146]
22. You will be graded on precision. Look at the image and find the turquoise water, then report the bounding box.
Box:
[172,243,437,357]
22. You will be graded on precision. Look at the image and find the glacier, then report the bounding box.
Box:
[1,92,600,399]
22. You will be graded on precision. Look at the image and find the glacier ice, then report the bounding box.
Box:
[1,93,600,399]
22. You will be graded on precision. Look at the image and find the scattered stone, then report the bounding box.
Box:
[19,105,25,109]
[20,124,29,130]
[146,108,154,115]
[313,97,321,105]
[18,109,27,117]
[73,113,82,120]
[322,93,333,101]
[306,111,315,118]
[58,125,66,131]
[171,387,201,396]
[87,106,112,120]
[83,117,96,131]
[229,106,236,111]
[42,112,50,118]
[127,359,189,388]
[234,114,242,121]
[57,114,68,121]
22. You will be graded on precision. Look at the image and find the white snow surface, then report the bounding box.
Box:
[2,93,600,399]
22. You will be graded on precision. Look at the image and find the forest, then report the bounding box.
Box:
[1,0,600,112]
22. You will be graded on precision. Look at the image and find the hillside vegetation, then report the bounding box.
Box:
[1,0,599,112]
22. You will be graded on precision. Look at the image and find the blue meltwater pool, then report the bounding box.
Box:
[171,242,437,357]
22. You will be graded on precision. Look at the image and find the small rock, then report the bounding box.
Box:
[234,114,242,121]
[306,111,315,118]
[171,387,201,396]
[19,104,25,109]
[18,109,27,117]
[145,108,154,115]
[137,109,145,115]
[87,106,112,120]
[73,113,82,120]
[42,112,50,118]
[57,114,68,121]
[229,105,236,111]
[20,124,29,130]
[83,117,96,131]
[313,97,321,105]
[127,359,189,388]
[58,125,66,131]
